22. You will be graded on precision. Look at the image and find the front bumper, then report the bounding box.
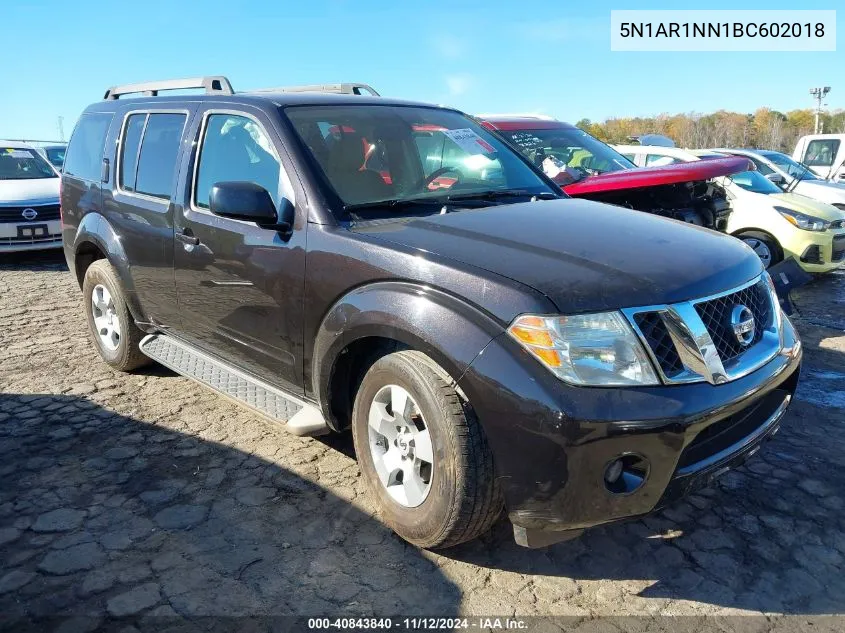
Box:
[0,219,63,253]
[787,229,845,273]
[458,314,802,547]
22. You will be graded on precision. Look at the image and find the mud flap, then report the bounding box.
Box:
[767,258,812,316]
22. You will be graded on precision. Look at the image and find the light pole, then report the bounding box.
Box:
[809,87,831,134]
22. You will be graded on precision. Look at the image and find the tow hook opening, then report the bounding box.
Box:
[604,454,649,494]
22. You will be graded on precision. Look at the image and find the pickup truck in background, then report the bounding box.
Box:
[793,134,845,183]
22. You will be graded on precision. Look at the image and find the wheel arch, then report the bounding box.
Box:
[311,281,504,432]
[731,228,784,263]
[72,212,144,321]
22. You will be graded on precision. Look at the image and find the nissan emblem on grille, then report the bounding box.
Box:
[731,305,755,347]
[21,208,38,221]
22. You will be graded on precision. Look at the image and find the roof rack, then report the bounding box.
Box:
[251,83,380,96]
[2,139,65,145]
[103,76,234,100]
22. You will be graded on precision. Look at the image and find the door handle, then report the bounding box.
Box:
[176,232,200,246]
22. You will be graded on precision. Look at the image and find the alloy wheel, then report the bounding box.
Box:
[91,284,121,351]
[367,384,434,508]
[742,238,773,268]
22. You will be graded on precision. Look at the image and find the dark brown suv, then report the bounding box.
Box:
[62,76,801,548]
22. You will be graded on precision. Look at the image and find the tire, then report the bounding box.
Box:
[82,259,150,372]
[351,350,502,549]
[738,232,782,269]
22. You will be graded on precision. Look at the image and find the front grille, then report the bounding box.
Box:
[0,234,62,247]
[833,235,845,262]
[633,312,683,378]
[830,218,844,229]
[677,388,790,470]
[0,204,61,223]
[694,281,772,364]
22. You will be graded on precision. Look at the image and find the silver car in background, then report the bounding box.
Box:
[0,141,62,253]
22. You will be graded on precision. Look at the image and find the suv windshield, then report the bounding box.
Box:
[0,147,57,180]
[759,151,820,180]
[496,127,635,183]
[728,170,783,195]
[284,105,556,213]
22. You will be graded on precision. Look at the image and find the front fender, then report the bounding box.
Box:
[71,212,144,322]
[311,281,505,428]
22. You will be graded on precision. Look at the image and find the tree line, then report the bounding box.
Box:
[575,108,845,153]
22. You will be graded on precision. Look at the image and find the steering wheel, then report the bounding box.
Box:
[417,166,463,191]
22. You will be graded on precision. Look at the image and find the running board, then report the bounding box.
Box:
[139,334,329,437]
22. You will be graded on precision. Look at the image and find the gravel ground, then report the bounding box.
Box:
[1,251,844,630]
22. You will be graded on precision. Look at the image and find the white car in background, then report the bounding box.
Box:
[714,148,845,211]
[614,145,845,273]
[0,141,62,253]
[34,144,67,171]
[2,140,66,171]
[792,134,845,183]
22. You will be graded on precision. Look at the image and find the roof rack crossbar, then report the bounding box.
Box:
[103,76,234,100]
[250,83,380,96]
[2,139,65,144]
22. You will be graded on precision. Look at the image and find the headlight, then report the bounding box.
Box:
[507,312,659,386]
[775,207,830,232]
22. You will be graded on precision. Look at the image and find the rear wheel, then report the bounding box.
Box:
[82,260,150,371]
[351,350,502,549]
[738,233,782,269]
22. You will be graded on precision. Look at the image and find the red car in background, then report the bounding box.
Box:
[480,116,753,233]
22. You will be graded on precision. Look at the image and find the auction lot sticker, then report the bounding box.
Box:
[443,129,497,155]
[611,10,836,51]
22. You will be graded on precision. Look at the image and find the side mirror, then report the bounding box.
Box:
[765,173,785,185]
[209,182,289,230]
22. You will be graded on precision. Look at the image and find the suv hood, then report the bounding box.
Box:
[770,192,845,222]
[354,198,762,314]
[0,177,60,204]
[563,156,752,196]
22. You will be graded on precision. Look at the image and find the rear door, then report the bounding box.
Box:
[172,105,307,394]
[102,107,196,327]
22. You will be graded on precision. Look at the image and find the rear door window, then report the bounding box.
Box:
[64,113,112,181]
[134,113,186,199]
[119,114,146,191]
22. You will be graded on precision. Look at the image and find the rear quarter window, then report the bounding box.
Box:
[64,113,113,181]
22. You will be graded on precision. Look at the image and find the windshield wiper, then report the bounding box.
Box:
[343,197,446,214]
[786,162,813,193]
[445,190,558,202]
[344,190,557,215]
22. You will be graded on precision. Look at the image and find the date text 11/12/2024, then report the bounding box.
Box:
[307,617,529,630]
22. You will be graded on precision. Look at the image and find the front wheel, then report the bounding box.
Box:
[351,351,502,549]
[739,233,782,269]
